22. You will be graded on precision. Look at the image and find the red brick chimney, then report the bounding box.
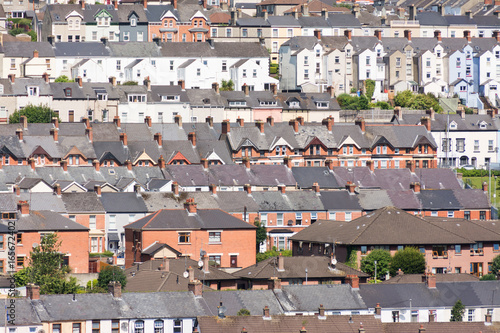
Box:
[120,133,128,146]
[464,30,472,42]
[346,275,359,289]
[242,84,250,96]
[26,284,39,300]
[289,119,299,133]
[172,181,179,196]
[271,83,278,96]
[8,74,15,84]
[18,201,29,216]
[209,184,217,195]
[60,160,68,172]
[375,303,381,316]
[75,77,83,88]
[50,128,58,142]
[200,158,208,169]
[394,106,402,120]
[263,305,271,318]
[268,277,281,290]
[297,116,305,126]
[374,30,382,41]
[143,0,147,9]
[237,117,244,127]
[420,117,431,131]
[13,185,20,197]
[52,117,59,129]
[54,183,61,197]
[212,82,220,95]
[178,80,185,90]
[494,30,500,43]
[144,116,152,128]
[242,157,251,169]
[29,158,35,171]
[20,116,27,129]
[312,182,320,193]
[318,304,326,318]
[85,127,93,142]
[325,159,334,170]
[410,182,421,193]
[355,117,365,132]
[277,253,285,271]
[267,116,274,126]
[322,117,333,132]
[108,281,122,298]
[93,159,100,172]
[222,120,230,134]
[175,115,182,128]
[434,30,442,42]
[426,274,436,289]
[344,29,352,41]
[188,132,196,147]
[33,50,39,58]
[206,116,214,127]
[256,120,265,133]
[278,185,286,194]
[113,116,121,128]
[158,156,166,169]
[184,198,197,214]
[114,0,118,9]
[366,160,374,172]
[404,30,412,42]
[346,182,356,194]
[42,72,49,83]
[16,129,23,142]
[94,185,102,196]
[244,184,252,195]
[283,156,292,169]
[125,160,132,171]
[314,29,322,39]
[152,133,162,148]
[81,0,85,9]
[483,181,488,193]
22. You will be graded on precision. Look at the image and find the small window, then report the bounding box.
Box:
[178,232,190,243]
[209,231,221,243]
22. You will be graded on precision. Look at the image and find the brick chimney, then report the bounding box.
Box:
[222,120,230,134]
[404,30,412,42]
[283,156,292,169]
[202,255,209,274]
[108,281,122,298]
[326,86,334,98]
[109,76,117,87]
[278,184,286,194]
[28,158,35,171]
[355,117,365,132]
[346,182,356,194]
[237,117,244,127]
[374,30,382,41]
[188,132,196,147]
[410,182,421,193]
[13,185,20,197]
[172,181,179,196]
[81,0,85,9]
[494,30,500,43]
[434,30,442,42]
[158,155,166,169]
[212,82,220,95]
[464,30,472,43]
[300,327,307,333]
[188,279,203,296]
[429,311,435,322]
[54,183,61,197]
[113,116,121,128]
[277,253,285,271]
[42,72,49,83]
[408,160,416,173]
[81,117,90,128]
[33,50,39,58]
[267,116,274,126]
[344,29,352,41]
[143,0,147,9]
[426,107,435,120]
[296,116,305,126]
[486,312,492,324]
[458,106,466,119]
[26,284,39,300]
[134,183,141,195]
[322,117,333,132]
[94,185,102,196]
[325,159,334,170]
[154,133,162,147]
[75,76,83,88]
[244,184,252,195]
[243,157,251,169]
[426,274,436,289]
[200,158,208,169]
[420,117,431,131]
[419,324,426,333]
[346,275,359,289]
[184,198,197,214]
[50,128,58,142]
[8,74,15,84]
[175,115,182,128]
[16,129,23,142]
[375,303,381,316]
[52,116,59,129]
[314,29,322,39]
[125,160,132,171]
[206,116,214,127]
[263,305,272,319]
[312,182,320,193]
[18,201,29,216]
[144,116,152,128]
[242,84,250,96]
[93,159,100,172]
[256,120,265,133]
[483,181,488,193]
[318,304,326,318]
[289,119,299,133]
[20,115,28,129]
[120,133,128,147]
[209,184,217,195]
[271,83,277,96]
[394,106,402,120]
[60,159,68,171]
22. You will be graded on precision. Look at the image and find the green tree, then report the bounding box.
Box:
[255,219,267,253]
[390,247,426,276]
[237,308,251,316]
[14,233,79,294]
[394,90,414,107]
[365,79,375,100]
[358,95,370,110]
[9,104,60,124]
[450,299,465,321]
[491,254,500,277]
[122,81,138,85]
[480,274,497,281]
[360,249,391,279]
[98,265,127,289]
[221,79,234,91]
[55,75,73,82]
[256,248,292,262]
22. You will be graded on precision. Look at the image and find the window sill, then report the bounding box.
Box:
[178,243,191,245]
[208,242,222,245]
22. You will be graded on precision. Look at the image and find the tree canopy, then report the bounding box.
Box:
[98,265,127,289]
[221,79,234,91]
[14,233,79,294]
[389,247,426,276]
[394,90,443,112]
[255,219,267,253]
[9,104,60,123]
[360,249,391,279]
[450,299,465,321]
[491,254,500,277]
[55,75,73,83]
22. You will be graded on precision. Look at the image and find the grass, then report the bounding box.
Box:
[463,176,500,208]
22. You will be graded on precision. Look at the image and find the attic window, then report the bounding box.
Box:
[28,86,39,97]
[259,100,277,106]
[316,101,328,108]
[108,169,115,175]
[128,94,146,103]
[289,101,300,108]
[130,17,137,27]
[449,121,457,130]
[480,121,487,129]
[229,101,246,106]
[161,95,179,101]
[65,88,72,97]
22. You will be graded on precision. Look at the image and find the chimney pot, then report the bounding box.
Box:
[108,281,122,298]
[93,159,100,172]
[188,132,198,149]
[113,116,121,128]
[184,198,197,214]
[263,305,271,318]
[94,185,102,196]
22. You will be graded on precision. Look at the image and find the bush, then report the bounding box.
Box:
[491,254,500,277]
[237,308,251,316]
[394,90,443,112]
[480,274,497,281]
[98,266,127,289]
[9,104,60,124]
[269,67,277,74]
[256,248,292,262]
[122,81,138,85]
[390,247,426,276]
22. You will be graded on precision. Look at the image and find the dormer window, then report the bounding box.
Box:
[97,17,111,27]
[289,101,300,108]
[480,121,487,129]
[65,88,72,97]
[28,86,39,97]
[128,94,146,103]
[130,17,136,27]
[161,95,179,101]
[229,101,246,106]
[316,101,328,108]
[449,121,457,130]
[259,100,277,106]
[97,93,107,100]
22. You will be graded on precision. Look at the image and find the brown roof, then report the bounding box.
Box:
[210,12,231,24]
[199,315,382,333]
[383,322,500,333]
[125,270,193,292]
[233,256,369,279]
[257,0,306,6]
[290,207,474,246]
[379,273,479,284]
[424,217,500,242]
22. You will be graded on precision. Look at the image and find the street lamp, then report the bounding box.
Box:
[374,260,378,283]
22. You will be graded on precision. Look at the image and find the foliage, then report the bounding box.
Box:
[464,107,474,114]
[89,250,114,258]
[450,299,465,321]
[491,254,500,277]
[371,101,392,109]
[460,169,500,177]
[221,79,234,91]
[13,267,29,287]
[86,279,106,293]
[365,79,375,100]
[360,249,391,279]
[337,93,370,110]
[98,265,127,289]
[122,81,138,85]
[9,104,60,124]
[394,90,443,112]
[344,246,358,269]
[255,219,267,253]
[18,233,79,294]
[270,63,279,75]
[9,28,25,36]
[350,87,357,93]
[256,248,292,262]
[55,75,74,83]
[27,30,37,42]
[480,274,497,281]
[389,247,426,276]
[237,308,251,316]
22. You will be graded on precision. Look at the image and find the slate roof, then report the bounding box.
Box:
[160,42,269,58]
[452,188,490,209]
[99,192,148,213]
[16,210,88,231]
[19,192,67,212]
[289,206,474,245]
[379,273,479,284]
[251,190,324,211]
[3,42,55,57]
[54,42,111,57]
[319,190,362,210]
[62,192,105,213]
[417,189,461,210]
[125,208,256,230]
[199,290,284,316]
[292,167,340,189]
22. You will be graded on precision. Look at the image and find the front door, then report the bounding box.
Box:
[471,262,483,277]
[230,255,238,268]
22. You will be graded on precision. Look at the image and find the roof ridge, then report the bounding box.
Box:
[349,207,387,244]
[142,209,162,229]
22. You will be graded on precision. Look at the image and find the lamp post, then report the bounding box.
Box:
[374,260,378,283]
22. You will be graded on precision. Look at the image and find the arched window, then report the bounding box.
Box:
[134,320,144,333]
[154,320,164,333]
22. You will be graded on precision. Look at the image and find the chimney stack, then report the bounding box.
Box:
[244,184,252,195]
[212,82,220,95]
[344,29,352,41]
[326,86,334,98]
[108,281,122,298]
[267,116,274,126]
[172,181,179,196]
[26,284,40,300]
[355,117,365,132]
[271,83,278,96]
[18,200,29,216]
[483,181,488,193]
[178,80,185,90]
[322,117,333,132]
[263,305,271,319]
[410,182,421,193]
[346,275,359,289]
[81,0,85,9]
[458,106,466,119]
[16,129,23,142]
[154,133,162,147]
[366,160,374,172]
[175,115,182,128]
[109,76,117,87]
[242,157,251,169]
[120,133,128,147]
[494,30,500,43]
[201,158,209,169]
[420,117,431,131]
[346,182,356,194]
[409,160,416,173]
[209,184,217,195]
[278,184,286,194]
[434,30,442,42]
[256,120,265,133]
[29,158,35,171]
[50,128,58,142]
[237,117,244,127]
[13,185,20,197]
[184,198,197,214]
[144,116,152,128]
[8,74,15,84]
[289,119,299,133]
[93,159,100,172]
[325,159,334,170]
[60,160,68,172]
[426,274,436,289]
[125,160,132,171]
[374,30,382,41]
[75,76,83,87]
[283,156,292,169]
[188,132,196,147]
[20,115,28,129]
[206,116,214,127]
[158,155,166,169]
[297,116,304,126]
[277,253,285,271]
[429,311,435,322]
[52,116,59,129]
[312,182,320,193]
[42,72,49,83]
[419,325,426,333]
[394,106,403,120]
[318,304,326,318]
[375,303,382,316]
[54,183,61,197]
[113,116,121,128]
[242,84,250,96]
[94,185,102,196]
[314,29,322,40]
[33,50,39,58]
[464,30,472,43]
[404,30,412,42]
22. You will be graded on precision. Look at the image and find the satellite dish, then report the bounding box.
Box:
[200,250,207,257]
[198,260,204,268]
[331,258,337,266]
[32,243,38,248]
[121,322,128,331]
[183,271,189,279]
[354,186,360,194]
